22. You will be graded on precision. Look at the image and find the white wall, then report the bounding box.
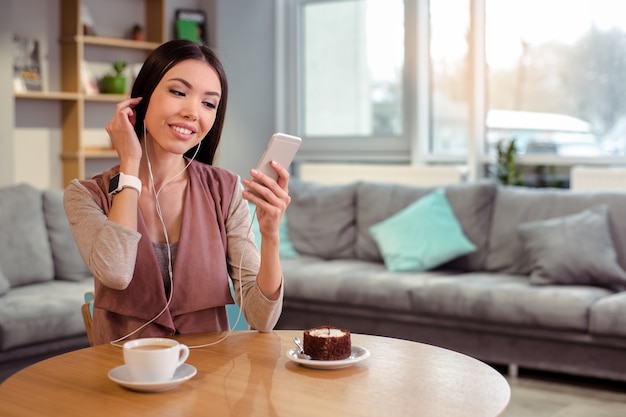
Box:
[10,0,60,188]
[6,0,274,188]
[0,1,15,187]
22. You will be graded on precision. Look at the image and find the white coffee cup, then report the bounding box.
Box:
[123,338,190,383]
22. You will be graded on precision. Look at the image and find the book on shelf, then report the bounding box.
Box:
[175,9,207,44]
[81,4,97,36]
[13,34,43,92]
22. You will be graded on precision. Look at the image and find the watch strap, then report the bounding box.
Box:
[108,172,142,196]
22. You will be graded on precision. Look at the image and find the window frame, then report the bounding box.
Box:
[277,0,416,163]
[276,0,626,177]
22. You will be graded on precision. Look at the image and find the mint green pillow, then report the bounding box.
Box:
[369,188,476,272]
[248,203,299,258]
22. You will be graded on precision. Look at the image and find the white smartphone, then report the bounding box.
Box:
[255,133,302,181]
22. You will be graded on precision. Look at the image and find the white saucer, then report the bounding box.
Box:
[286,346,370,369]
[108,363,197,392]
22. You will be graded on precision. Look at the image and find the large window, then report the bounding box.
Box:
[281,0,407,162]
[280,0,626,170]
[430,0,471,156]
[302,0,404,137]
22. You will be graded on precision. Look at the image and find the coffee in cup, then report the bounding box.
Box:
[123,338,190,383]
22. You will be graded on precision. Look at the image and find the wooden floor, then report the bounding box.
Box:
[501,368,626,417]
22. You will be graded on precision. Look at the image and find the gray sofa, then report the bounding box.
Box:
[0,184,93,381]
[276,179,626,382]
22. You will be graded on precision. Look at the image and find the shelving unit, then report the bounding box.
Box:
[14,0,166,186]
[14,91,80,101]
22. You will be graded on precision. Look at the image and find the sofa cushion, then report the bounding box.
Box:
[518,205,626,291]
[589,291,626,337]
[369,188,476,271]
[0,279,94,350]
[408,272,610,331]
[485,187,626,274]
[0,184,54,287]
[286,180,357,259]
[355,181,497,271]
[280,256,450,312]
[43,190,92,281]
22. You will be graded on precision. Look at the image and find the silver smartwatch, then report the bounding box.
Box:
[108,172,142,196]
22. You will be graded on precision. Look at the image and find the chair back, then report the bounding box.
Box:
[82,292,94,346]
[228,281,250,330]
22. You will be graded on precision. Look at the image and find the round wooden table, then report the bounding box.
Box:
[0,330,510,417]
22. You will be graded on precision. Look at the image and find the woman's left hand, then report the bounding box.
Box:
[242,161,291,240]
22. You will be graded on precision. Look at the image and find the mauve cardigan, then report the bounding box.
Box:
[64,160,283,345]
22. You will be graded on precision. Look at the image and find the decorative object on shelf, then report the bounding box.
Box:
[131,24,144,41]
[81,5,97,36]
[81,61,99,94]
[100,60,127,94]
[175,9,207,44]
[12,34,43,92]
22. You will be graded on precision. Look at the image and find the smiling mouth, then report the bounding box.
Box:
[171,125,194,135]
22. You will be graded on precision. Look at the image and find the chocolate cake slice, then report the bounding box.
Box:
[303,326,351,360]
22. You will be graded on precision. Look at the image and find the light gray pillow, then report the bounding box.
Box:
[43,190,92,281]
[517,204,626,291]
[485,186,626,275]
[0,184,54,287]
[286,179,357,259]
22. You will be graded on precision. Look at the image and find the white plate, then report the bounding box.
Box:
[108,363,197,393]
[286,346,370,369]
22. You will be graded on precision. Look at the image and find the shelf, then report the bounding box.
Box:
[61,35,161,51]
[83,35,161,50]
[84,148,118,158]
[14,92,129,102]
[62,148,118,159]
[84,94,129,102]
[14,91,80,100]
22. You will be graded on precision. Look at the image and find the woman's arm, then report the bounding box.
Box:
[241,161,291,300]
[226,181,283,332]
[64,180,141,290]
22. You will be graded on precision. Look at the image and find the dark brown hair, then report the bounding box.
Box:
[130,39,229,165]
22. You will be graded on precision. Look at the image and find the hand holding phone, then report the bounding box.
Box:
[246,133,301,199]
[255,133,302,181]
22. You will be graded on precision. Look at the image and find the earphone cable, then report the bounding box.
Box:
[110,130,250,348]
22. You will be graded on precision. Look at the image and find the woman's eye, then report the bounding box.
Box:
[170,89,185,97]
[203,101,217,109]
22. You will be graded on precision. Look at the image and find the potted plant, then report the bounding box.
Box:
[495,138,523,185]
[131,24,144,41]
[100,60,127,94]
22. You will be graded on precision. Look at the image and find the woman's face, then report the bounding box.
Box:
[143,59,221,156]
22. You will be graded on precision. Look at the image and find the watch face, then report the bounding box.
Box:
[108,174,120,194]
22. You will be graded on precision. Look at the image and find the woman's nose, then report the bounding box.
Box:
[181,102,199,121]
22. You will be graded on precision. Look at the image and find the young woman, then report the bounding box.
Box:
[64,40,289,345]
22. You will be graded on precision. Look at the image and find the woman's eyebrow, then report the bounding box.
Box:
[168,77,221,97]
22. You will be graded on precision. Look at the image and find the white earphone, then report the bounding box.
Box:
[109,125,248,348]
